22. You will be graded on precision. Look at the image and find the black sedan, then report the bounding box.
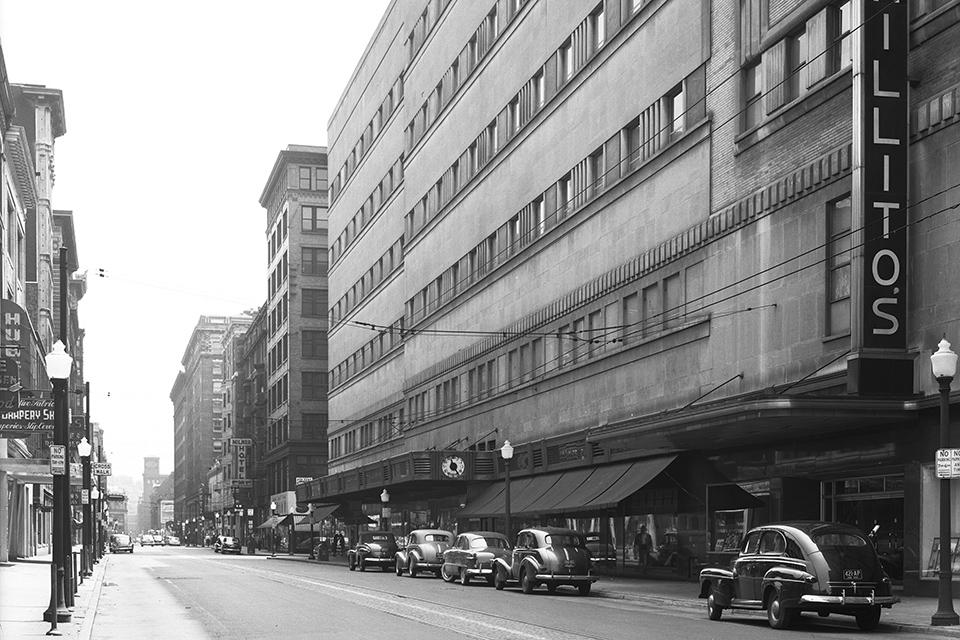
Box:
[699,521,898,630]
[441,531,510,585]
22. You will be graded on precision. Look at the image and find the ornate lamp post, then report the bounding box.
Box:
[77,437,93,577]
[931,337,959,626]
[500,440,514,542]
[270,501,277,558]
[380,489,390,531]
[43,340,73,624]
[90,485,101,561]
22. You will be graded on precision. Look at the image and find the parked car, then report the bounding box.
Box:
[441,531,511,585]
[347,531,399,572]
[110,533,134,554]
[140,534,158,547]
[214,535,242,554]
[699,521,899,631]
[165,536,181,546]
[493,527,598,596]
[584,532,617,564]
[395,529,453,578]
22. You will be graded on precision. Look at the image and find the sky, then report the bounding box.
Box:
[0,0,391,483]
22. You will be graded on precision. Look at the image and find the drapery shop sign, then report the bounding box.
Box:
[0,398,55,437]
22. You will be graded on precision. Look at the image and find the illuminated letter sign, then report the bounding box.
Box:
[861,0,908,349]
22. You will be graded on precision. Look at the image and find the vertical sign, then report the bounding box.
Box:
[50,444,66,475]
[861,0,908,349]
[1,300,30,407]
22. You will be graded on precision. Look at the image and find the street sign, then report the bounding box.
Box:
[93,462,112,476]
[82,489,90,505]
[70,462,81,478]
[50,445,66,475]
[935,449,960,478]
[229,479,253,488]
[295,477,314,485]
[231,438,252,447]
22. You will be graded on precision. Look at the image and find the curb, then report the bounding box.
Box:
[77,556,108,640]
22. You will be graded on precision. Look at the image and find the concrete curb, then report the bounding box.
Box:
[77,556,107,640]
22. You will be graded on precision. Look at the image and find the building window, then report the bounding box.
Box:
[302,288,327,318]
[786,29,808,101]
[667,83,685,137]
[302,330,326,359]
[592,6,605,49]
[302,372,326,399]
[827,196,852,336]
[299,166,312,189]
[558,39,573,84]
[509,97,520,134]
[743,58,763,130]
[302,205,323,233]
[302,247,325,275]
[834,1,853,72]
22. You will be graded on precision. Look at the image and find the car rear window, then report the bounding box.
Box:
[482,536,509,549]
[814,531,877,569]
[546,534,585,547]
[423,534,449,542]
[370,535,393,542]
[815,532,868,547]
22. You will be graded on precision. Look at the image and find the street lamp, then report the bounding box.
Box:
[501,440,514,543]
[77,437,93,578]
[91,485,101,562]
[270,501,277,558]
[932,337,959,626]
[44,340,73,624]
[380,489,390,531]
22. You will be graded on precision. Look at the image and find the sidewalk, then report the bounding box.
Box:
[0,547,104,639]
[272,550,960,637]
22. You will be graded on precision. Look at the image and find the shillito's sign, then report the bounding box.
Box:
[0,398,55,437]
[861,0,908,349]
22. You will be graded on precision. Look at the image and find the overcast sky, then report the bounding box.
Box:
[0,0,391,481]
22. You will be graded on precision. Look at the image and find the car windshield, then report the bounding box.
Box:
[114,535,130,545]
[423,534,449,542]
[476,536,508,549]
[222,537,236,544]
[546,533,585,547]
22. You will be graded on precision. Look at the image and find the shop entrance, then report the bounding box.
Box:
[824,474,904,579]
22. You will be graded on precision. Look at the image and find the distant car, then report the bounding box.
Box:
[395,529,453,578]
[347,531,398,572]
[699,521,899,631]
[214,535,242,554]
[140,534,156,547]
[441,531,511,585]
[585,532,617,564]
[110,534,134,554]
[165,536,181,546]
[493,527,598,596]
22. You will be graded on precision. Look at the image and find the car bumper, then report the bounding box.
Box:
[362,557,394,566]
[535,572,598,583]
[800,594,900,606]
[465,567,495,577]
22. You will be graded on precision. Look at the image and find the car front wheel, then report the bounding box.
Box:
[440,564,457,582]
[766,588,794,630]
[408,556,419,578]
[856,606,882,631]
[395,558,403,576]
[707,590,723,621]
[459,568,471,586]
[348,557,356,571]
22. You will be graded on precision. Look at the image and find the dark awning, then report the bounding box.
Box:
[707,483,766,510]
[256,515,280,529]
[458,455,678,518]
[310,504,339,523]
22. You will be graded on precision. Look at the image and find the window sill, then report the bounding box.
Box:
[735,69,852,155]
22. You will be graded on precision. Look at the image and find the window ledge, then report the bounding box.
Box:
[735,69,852,155]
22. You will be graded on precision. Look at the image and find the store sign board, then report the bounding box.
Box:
[936,449,960,478]
[0,398,55,437]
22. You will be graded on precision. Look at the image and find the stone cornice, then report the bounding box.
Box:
[4,126,36,210]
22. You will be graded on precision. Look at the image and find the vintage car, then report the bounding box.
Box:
[347,531,399,572]
[493,527,598,596]
[440,531,511,585]
[699,522,899,631]
[395,529,453,578]
[585,532,617,565]
[110,533,134,554]
[213,535,242,554]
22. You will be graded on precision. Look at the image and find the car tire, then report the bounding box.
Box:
[766,588,794,630]
[494,565,507,591]
[856,606,882,631]
[520,567,536,594]
[707,590,723,621]
[578,583,591,597]
[459,568,471,586]
[359,560,366,572]
[348,557,356,571]
[395,558,403,576]
[441,564,457,582]
[408,556,419,578]
[486,575,495,586]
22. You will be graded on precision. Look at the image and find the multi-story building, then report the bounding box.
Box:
[256,146,329,521]
[170,313,251,545]
[136,456,166,535]
[301,0,960,594]
[235,304,267,535]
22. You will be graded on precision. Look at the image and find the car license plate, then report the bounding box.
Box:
[844,569,862,580]
[564,560,577,568]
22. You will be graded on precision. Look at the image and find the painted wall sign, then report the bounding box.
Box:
[0,397,55,436]
[861,0,908,349]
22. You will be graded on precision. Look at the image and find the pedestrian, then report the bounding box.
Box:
[634,524,652,573]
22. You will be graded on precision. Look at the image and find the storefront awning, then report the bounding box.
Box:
[459,455,678,518]
[256,515,280,529]
[310,504,339,523]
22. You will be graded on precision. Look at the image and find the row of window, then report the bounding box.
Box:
[268,209,288,263]
[268,373,288,414]
[301,246,327,276]
[406,68,700,328]
[302,205,325,234]
[329,316,405,390]
[741,1,852,131]
[268,251,287,300]
[329,75,404,205]
[329,155,404,268]
[405,264,704,425]
[406,0,529,152]
[403,3,605,244]
[301,288,328,319]
[268,333,288,376]
[330,236,404,328]
[298,165,328,192]
[268,295,288,338]
[329,408,404,461]
[405,0,452,63]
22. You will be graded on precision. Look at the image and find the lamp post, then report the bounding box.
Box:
[43,340,73,624]
[501,440,514,542]
[308,504,316,560]
[380,489,390,532]
[77,437,93,577]
[932,337,960,626]
[91,486,100,562]
[270,501,277,558]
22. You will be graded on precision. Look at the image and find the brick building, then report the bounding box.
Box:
[298,0,960,594]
